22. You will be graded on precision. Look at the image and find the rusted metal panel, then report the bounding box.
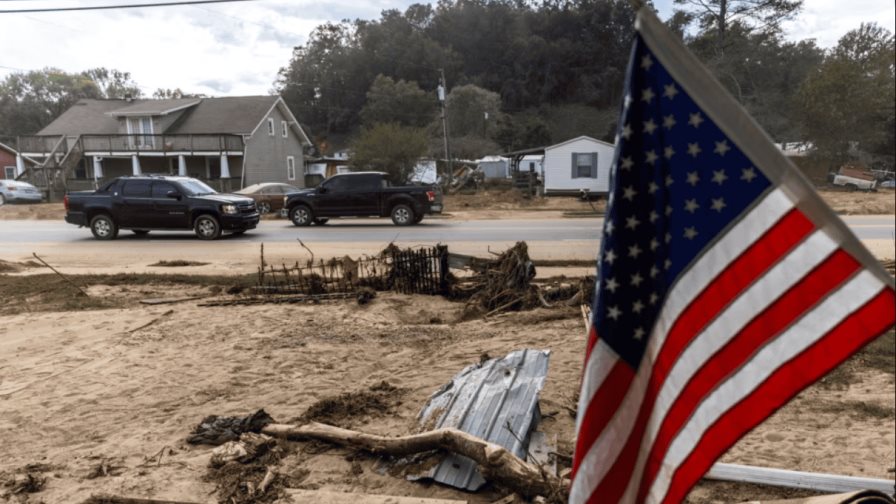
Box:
[413,348,551,491]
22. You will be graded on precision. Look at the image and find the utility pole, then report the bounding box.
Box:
[438,68,453,189]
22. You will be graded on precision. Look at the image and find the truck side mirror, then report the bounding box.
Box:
[166,190,181,199]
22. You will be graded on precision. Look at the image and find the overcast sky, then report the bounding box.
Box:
[0,0,893,97]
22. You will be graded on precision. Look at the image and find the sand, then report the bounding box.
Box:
[0,285,893,503]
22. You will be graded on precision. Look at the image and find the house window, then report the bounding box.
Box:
[267,118,275,136]
[4,166,15,179]
[281,121,288,138]
[572,152,597,178]
[287,156,296,181]
[126,116,154,147]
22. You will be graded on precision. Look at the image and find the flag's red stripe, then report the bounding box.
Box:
[572,359,635,478]
[661,287,896,504]
[582,208,814,501]
[583,325,599,365]
[635,249,859,502]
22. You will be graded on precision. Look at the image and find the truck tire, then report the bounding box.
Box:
[289,205,313,226]
[391,204,415,226]
[194,214,221,240]
[90,214,118,240]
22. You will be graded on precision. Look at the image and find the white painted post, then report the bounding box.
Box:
[178,155,187,176]
[131,155,141,175]
[15,154,25,176]
[220,154,231,179]
[92,157,103,179]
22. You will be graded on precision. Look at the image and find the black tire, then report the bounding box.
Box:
[289,205,313,226]
[391,204,415,226]
[313,218,329,226]
[132,229,150,236]
[257,201,272,214]
[194,214,221,240]
[90,214,118,240]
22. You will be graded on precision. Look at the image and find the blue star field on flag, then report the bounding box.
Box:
[594,35,773,367]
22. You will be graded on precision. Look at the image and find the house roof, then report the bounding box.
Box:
[168,96,279,135]
[545,135,615,151]
[38,100,126,135]
[107,98,202,117]
[37,96,308,140]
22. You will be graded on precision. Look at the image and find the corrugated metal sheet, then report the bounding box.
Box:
[412,348,551,491]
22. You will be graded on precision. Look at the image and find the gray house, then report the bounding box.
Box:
[16,95,312,196]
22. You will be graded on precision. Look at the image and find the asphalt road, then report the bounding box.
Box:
[1,215,893,243]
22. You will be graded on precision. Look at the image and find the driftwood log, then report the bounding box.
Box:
[262,422,569,500]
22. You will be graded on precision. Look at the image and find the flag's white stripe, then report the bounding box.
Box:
[646,270,885,504]
[575,339,618,434]
[570,189,793,502]
[618,231,838,504]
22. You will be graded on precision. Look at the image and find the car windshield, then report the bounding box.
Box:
[178,179,217,196]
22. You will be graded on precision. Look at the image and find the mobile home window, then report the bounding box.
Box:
[4,166,15,179]
[281,121,288,138]
[572,152,597,178]
[267,118,275,136]
[286,156,295,180]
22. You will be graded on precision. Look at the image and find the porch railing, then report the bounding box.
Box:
[18,134,244,156]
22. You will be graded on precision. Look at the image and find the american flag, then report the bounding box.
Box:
[570,7,896,504]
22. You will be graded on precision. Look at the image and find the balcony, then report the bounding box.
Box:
[19,134,245,157]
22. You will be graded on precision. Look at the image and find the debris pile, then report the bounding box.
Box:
[454,242,541,316]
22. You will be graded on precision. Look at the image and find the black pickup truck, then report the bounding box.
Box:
[283,172,443,226]
[64,175,259,240]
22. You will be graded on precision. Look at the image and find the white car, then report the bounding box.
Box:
[0,180,44,205]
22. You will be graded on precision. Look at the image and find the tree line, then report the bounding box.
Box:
[0,0,892,177]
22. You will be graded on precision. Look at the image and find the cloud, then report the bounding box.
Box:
[198,78,233,93]
[782,0,895,47]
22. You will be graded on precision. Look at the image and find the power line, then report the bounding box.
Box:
[0,0,258,14]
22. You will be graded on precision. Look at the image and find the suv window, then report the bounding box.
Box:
[152,182,177,198]
[123,180,151,197]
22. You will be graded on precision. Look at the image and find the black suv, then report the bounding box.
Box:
[64,176,259,240]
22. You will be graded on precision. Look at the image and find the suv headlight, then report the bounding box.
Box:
[222,204,239,215]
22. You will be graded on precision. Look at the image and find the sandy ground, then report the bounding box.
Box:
[0,286,893,504]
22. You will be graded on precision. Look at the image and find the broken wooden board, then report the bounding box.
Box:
[279,490,467,504]
[139,296,204,305]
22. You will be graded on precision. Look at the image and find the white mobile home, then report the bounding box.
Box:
[519,154,544,176]
[543,135,615,196]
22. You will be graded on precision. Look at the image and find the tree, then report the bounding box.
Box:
[153,88,207,99]
[0,67,143,136]
[360,75,436,127]
[492,115,552,151]
[350,122,429,182]
[797,23,895,168]
[82,68,141,99]
[445,84,502,138]
[673,0,802,48]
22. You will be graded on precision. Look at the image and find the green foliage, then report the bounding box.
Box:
[0,67,141,136]
[360,75,436,127]
[445,84,503,138]
[674,0,802,46]
[350,122,429,182]
[152,88,207,99]
[492,114,552,151]
[797,23,895,167]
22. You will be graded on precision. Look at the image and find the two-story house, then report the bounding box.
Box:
[16,95,312,197]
